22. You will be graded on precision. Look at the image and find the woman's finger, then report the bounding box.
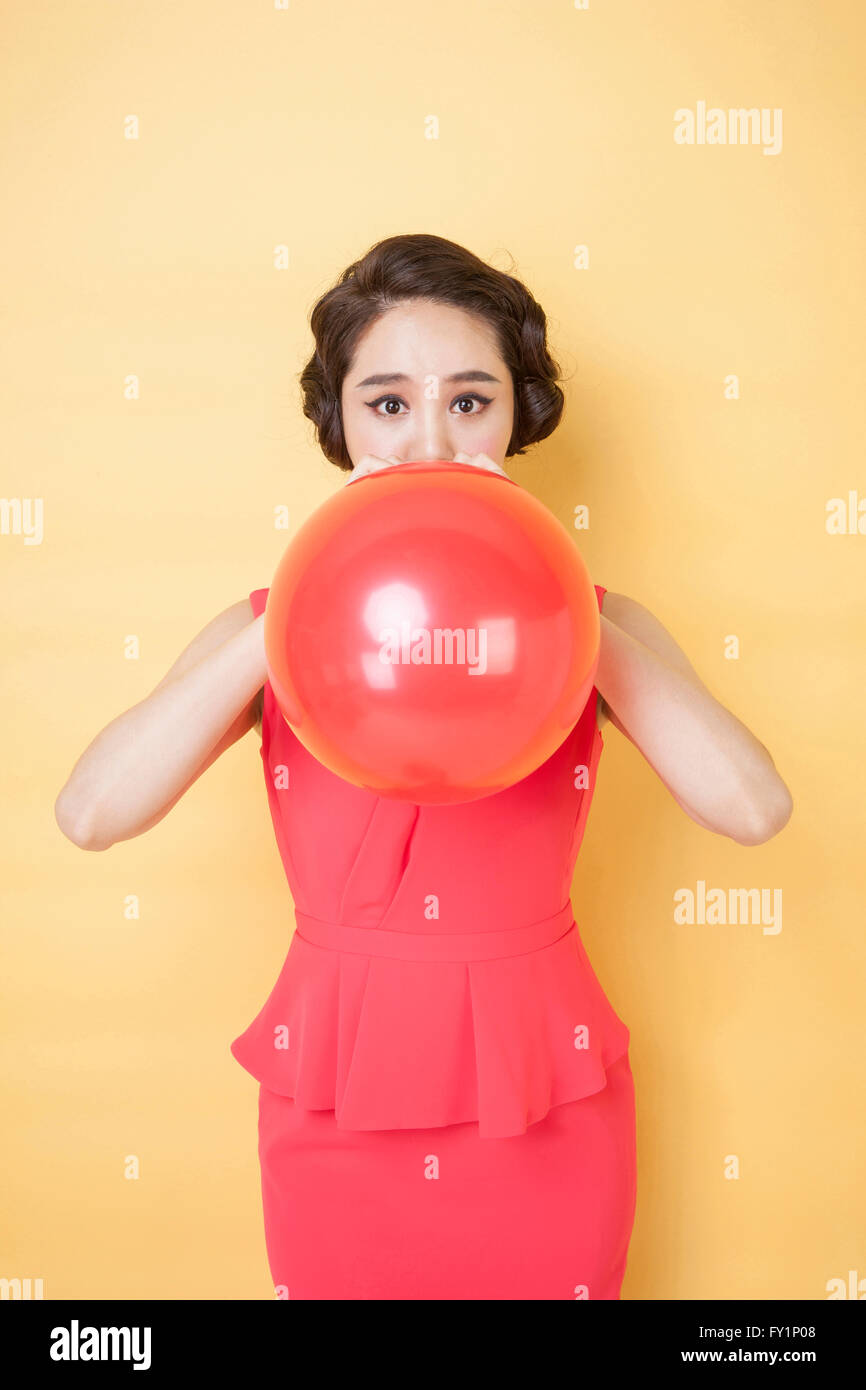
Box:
[454,452,508,477]
[344,454,398,486]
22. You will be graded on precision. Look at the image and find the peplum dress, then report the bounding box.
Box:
[231,583,637,1300]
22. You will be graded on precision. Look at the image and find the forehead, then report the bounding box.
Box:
[347,301,502,379]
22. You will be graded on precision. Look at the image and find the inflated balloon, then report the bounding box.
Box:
[264,459,600,805]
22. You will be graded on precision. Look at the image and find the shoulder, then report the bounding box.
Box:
[151,598,261,696]
[248,591,268,734]
[595,587,609,730]
[599,590,703,694]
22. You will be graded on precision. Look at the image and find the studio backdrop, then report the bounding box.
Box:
[2,0,862,1300]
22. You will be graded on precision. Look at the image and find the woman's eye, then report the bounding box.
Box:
[366,396,407,416]
[365,392,493,416]
[453,393,493,414]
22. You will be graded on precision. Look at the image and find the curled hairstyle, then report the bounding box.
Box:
[298,233,566,472]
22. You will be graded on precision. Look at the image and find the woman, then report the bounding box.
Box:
[55,233,794,1300]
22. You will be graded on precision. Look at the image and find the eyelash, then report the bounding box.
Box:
[364,391,494,417]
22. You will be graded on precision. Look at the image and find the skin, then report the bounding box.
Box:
[339,299,794,847]
[341,299,513,481]
[55,300,793,851]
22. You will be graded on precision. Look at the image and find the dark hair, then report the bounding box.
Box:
[298,233,566,472]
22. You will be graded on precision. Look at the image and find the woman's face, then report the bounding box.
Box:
[340,300,515,472]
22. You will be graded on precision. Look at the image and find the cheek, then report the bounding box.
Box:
[342,406,377,448]
[475,427,509,457]
[475,404,512,450]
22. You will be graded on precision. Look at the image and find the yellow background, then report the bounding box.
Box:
[2,0,863,1299]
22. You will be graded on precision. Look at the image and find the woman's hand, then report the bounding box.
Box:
[343,454,402,485]
[453,451,509,478]
[344,452,508,484]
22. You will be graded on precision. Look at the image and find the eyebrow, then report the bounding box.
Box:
[354,370,502,389]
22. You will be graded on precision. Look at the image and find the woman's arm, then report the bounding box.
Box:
[54,600,267,851]
[595,593,793,846]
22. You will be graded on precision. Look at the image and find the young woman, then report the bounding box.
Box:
[55,233,793,1300]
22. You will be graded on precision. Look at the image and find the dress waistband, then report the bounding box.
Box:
[293,902,575,962]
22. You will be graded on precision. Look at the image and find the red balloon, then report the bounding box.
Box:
[264,459,600,805]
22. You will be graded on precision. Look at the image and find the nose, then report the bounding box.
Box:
[404,404,458,463]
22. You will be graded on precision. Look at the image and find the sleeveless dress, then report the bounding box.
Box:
[232,584,637,1300]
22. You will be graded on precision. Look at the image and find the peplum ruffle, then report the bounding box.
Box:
[230,906,630,1140]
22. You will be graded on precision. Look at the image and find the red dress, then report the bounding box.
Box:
[231,584,636,1300]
